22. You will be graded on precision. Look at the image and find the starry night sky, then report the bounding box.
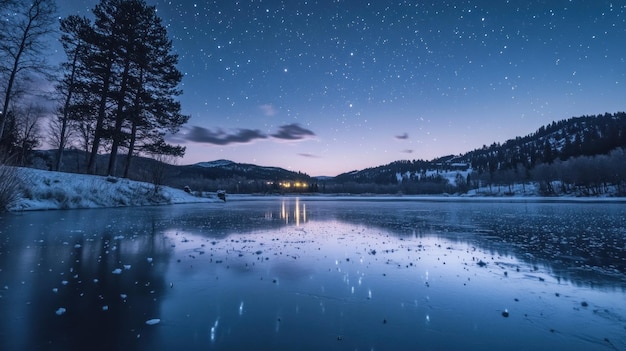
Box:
[54,0,626,176]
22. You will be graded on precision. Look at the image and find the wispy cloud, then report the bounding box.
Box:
[298,153,320,158]
[179,123,316,145]
[395,133,409,140]
[185,126,267,145]
[271,123,316,141]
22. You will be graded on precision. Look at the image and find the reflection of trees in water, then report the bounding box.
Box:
[6,209,173,350]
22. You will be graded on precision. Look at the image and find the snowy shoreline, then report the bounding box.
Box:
[6,167,625,212]
[8,167,215,212]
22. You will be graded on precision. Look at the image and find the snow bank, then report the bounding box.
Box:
[9,167,215,211]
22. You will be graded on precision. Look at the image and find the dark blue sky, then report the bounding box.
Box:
[55,0,626,176]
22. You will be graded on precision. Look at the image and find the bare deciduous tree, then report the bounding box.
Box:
[0,0,57,146]
[14,104,46,166]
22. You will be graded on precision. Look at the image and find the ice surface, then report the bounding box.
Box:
[2,198,625,351]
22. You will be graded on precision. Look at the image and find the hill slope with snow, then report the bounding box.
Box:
[8,167,215,211]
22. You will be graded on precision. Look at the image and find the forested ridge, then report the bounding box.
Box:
[331,112,626,196]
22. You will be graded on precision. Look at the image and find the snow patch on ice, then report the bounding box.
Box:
[145,318,161,325]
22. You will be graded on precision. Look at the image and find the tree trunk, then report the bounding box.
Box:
[55,47,81,171]
[123,121,137,178]
[107,59,131,177]
[87,61,113,175]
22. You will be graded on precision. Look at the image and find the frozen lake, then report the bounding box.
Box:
[1,197,625,350]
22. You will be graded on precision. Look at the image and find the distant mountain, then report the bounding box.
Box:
[333,159,447,184]
[194,159,236,168]
[334,112,626,184]
[164,159,314,193]
[461,112,626,174]
[183,159,310,181]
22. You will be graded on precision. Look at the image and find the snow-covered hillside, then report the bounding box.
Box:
[9,167,215,211]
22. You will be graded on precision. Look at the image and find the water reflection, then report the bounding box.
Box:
[1,199,625,351]
[279,198,307,226]
[0,208,173,351]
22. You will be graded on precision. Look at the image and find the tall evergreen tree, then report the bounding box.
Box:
[83,0,122,174]
[121,2,188,177]
[59,0,188,176]
[53,15,91,171]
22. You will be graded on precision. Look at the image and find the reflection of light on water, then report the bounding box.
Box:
[239,302,244,315]
[210,319,219,342]
[368,289,372,299]
[295,198,300,226]
[351,286,354,294]
[280,199,308,226]
[281,202,288,224]
[425,314,430,325]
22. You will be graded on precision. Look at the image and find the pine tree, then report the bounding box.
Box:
[53,15,91,171]
[58,0,188,176]
[120,0,188,177]
[82,0,120,174]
